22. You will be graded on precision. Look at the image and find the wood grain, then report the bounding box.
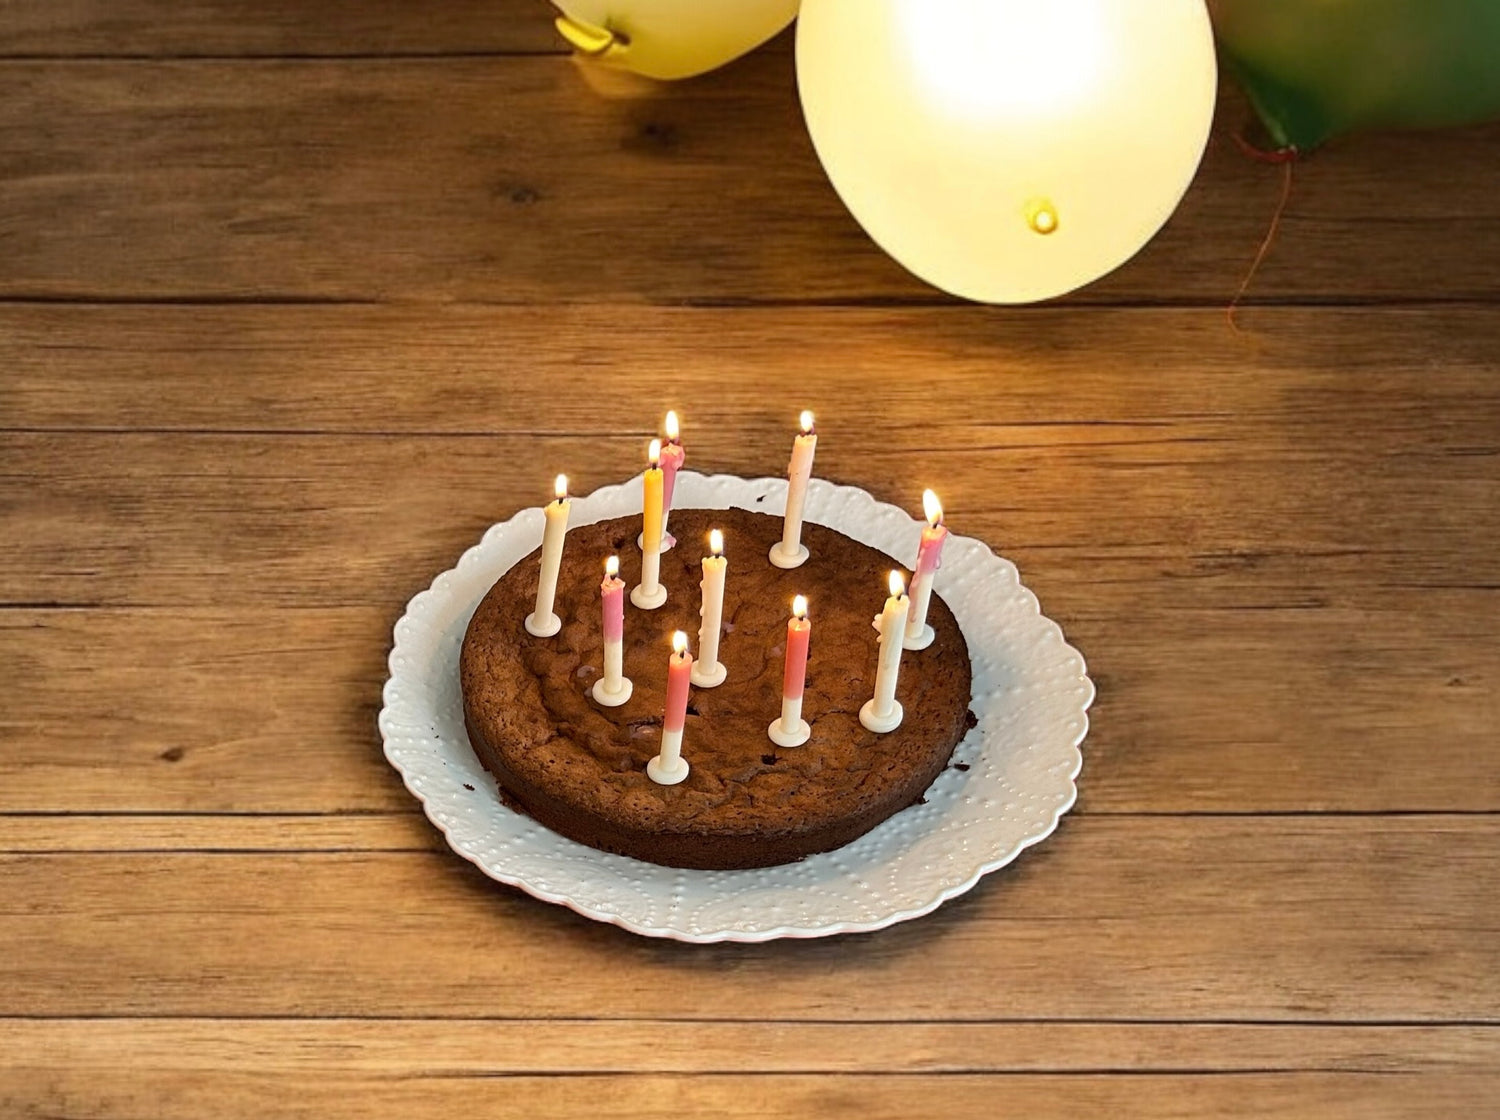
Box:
[1,50,1497,304]
[3,817,1496,1020]
[3,605,1495,814]
[4,1018,1496,1073]
[4,1070,1494,1120]
[3,4,1499,1113]
[8,304,1500,434]
[0,0,563,57]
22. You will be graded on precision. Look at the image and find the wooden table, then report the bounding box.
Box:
[4,3,1498,1115]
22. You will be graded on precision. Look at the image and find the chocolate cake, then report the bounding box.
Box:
[460,508,973,869]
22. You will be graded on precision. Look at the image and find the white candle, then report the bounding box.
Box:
[631,439,668,610]
[860,571,910,733]
[769,410,817,569]
[768,594,812,747]
[648,631,693,786]
[592,555,633,707]
[905,489,949,650]
[524,474,570,637]
[690,529,728,688]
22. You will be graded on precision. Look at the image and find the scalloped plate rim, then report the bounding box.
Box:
[379,471,1091,943]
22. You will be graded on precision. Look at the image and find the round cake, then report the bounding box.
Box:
[460,507,973,869]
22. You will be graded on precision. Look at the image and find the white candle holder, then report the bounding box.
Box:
[767,695,810,747]
[647,728,690,786]
[874,611,935,650]
[632,539,667,609]
[523,611,562,637]
[630,583,667,610]
[637,530,677,551]
[858,697,904,734]
[689,660,726,688]
[592,676,633,706]
[768,540,810,569]
[903,623,936,650]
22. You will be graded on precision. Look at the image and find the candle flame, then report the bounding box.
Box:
[604,554,619,578]
[671,630,689,656]
[792,594,808,619]
[647,438,661,467]
[709,528,724,557]
[922,488,943,526]
[889,570,907,598]
[799,409,815,435]
[664,409,680,442]
[554,474,569,501]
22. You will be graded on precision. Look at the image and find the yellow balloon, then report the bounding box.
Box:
[796,0,1218,303]
[554,0,800,80]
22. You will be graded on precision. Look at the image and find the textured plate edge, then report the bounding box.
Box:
[379,472,1092,943]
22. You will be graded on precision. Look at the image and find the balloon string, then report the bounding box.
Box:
[1227,132,1297,334]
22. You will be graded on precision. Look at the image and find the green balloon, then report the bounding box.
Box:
[1210,0,1500,149]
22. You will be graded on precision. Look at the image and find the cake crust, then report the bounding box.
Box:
[460,508,972,869]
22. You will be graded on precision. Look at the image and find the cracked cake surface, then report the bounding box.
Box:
[460,508,973,869]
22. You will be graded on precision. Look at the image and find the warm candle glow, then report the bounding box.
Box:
[800,409,815,435]
[554,474,569,501]
[792,594,808,619]
[648,438,661,467]
[665,409,680,443]
[604,554,619,578]
[671,630,689,657]
[889,570,907,598]
[923,488,943,527]
[709,529,724,557]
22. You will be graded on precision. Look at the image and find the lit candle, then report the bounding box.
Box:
[769,410,818,569]
[768,595,812,747]
[860,571,910,733]
[639,410,685,552]
[631,439,668,610]
[648,631,693,786]
[591,555,633,707]
[660,409,685,549]
[904,489,949,650]
[524,474,571,637]
[690,529,728,688]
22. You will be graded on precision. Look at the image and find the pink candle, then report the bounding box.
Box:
[602,558,625,644]
[663,632,693,734]
[660,409,686,513]
[768,596,812,747]
[592,555,632,706]
[648,631,693,785]
[783,600,811,701]
[905,489,949,650]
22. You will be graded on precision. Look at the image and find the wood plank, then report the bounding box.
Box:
[4,1018,1496,1073]
[5,422,1497,610]
[0,813,433,852]
[0,53,1497,303]
[7,304,1500,436]
[2,1070,1494,1120]
[2,606,1496,814]
[0,0,562,57]
[2,817,1496,1020]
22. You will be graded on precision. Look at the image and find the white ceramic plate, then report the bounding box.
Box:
[380,472,1091,942]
